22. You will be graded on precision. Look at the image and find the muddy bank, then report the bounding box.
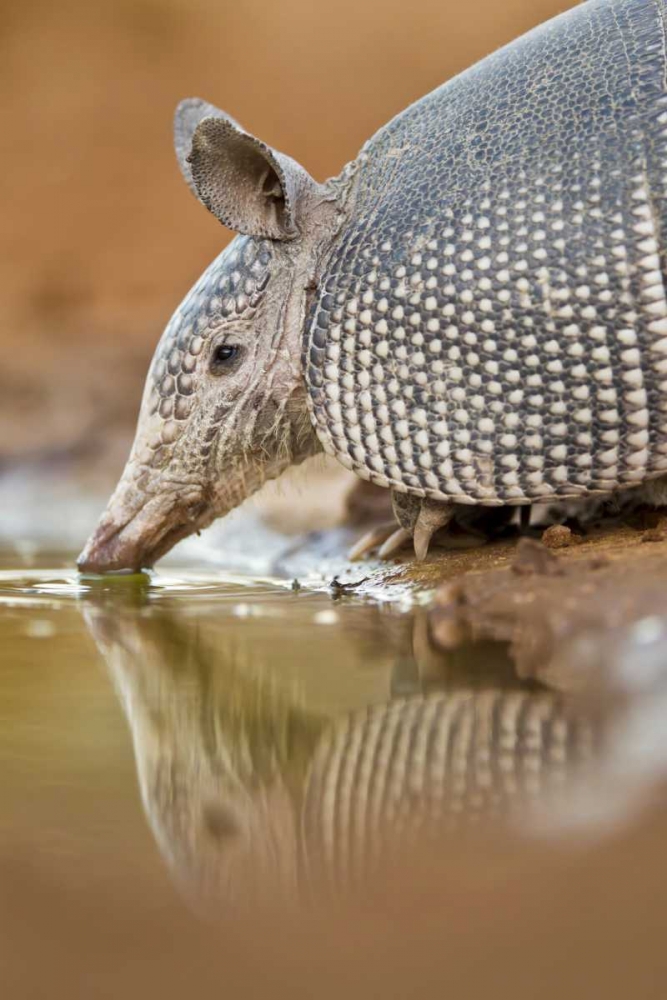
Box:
[427,525,667,684]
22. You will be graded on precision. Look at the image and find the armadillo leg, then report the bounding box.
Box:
[412,500,454,561]
[347,521,400,561]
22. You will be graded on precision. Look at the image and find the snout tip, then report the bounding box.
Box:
[77,520,146,575]
[77,491,211,575]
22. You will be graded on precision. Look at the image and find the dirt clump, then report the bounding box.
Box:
[428,529,667,682]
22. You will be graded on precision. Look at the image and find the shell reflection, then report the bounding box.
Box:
[82,593,598,911]
[303,691,594,891]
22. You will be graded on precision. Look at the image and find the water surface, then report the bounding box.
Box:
[1,543,611,916]
[7,536,667,1000]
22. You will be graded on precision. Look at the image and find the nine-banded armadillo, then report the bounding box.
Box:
[79,0,667,573]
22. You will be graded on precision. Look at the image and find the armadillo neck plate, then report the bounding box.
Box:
[305,0,667,507]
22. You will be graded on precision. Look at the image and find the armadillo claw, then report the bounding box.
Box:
[378,527,413,559]
[348,499,454,561]
[347,522,399,561]
[413,526,432,562]
[412,502,454,561]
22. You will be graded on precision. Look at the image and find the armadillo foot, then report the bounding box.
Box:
[378,527,413,559]
[347,494,455,561]
[347,521,399,561]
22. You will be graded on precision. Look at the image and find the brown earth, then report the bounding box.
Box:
[427,525,667,686]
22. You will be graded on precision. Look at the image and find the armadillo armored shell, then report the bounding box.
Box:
[306,0,667,508]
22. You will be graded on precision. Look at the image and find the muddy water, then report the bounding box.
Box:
[0,542,603,909]
[5,539,667,998]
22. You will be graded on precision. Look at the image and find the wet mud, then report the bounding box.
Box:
[427,525,667,684]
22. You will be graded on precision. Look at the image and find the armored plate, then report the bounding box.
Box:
[306,0,667,505]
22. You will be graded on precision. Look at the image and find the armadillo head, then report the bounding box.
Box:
[78,99,340,574]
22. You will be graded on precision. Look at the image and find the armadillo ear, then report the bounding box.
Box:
[174,98,242,199]
[174,99,324,240]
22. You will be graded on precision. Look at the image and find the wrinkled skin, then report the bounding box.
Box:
[79,238,318,571]
[78,100,340,573]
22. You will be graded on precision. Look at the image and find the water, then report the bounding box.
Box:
[4,542,667,996]
[0,545,603,905]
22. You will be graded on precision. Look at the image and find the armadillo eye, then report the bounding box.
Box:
[210,343,240,374]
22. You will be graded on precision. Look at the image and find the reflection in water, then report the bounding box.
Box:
[83,596,323,908]
[303,691,593,893]
[82,585,598,910]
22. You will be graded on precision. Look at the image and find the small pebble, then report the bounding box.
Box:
[542,524,575,549]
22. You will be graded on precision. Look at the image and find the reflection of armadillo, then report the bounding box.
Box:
[87,595,598,904]
[302,692,596,886]
[79,0,667,574]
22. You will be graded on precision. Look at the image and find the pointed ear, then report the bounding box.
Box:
[174,98,326,241]
[173,98,242,198]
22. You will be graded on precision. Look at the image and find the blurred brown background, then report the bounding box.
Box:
[0,0,576,478]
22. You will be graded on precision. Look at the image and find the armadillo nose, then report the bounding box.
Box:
[77,517,146,575]
[77,490,209,574]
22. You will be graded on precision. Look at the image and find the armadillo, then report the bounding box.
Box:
[79,0,667,573]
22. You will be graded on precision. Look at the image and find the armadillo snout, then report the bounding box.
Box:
[77,509,162,574]
[77,489,208,575]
